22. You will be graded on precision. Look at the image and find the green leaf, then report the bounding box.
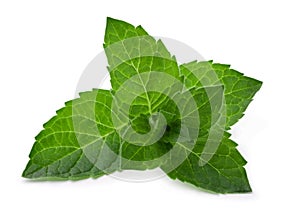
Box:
[22,89,120,179]
[161,62,262,193]
[103,18,258,193]
[104,17,181,90]
[180,61,263,128]
[158,85,246,193]
[104,17,148,48]
[104,18,198,169]
[22,17,262,194]
[166,132,252,193]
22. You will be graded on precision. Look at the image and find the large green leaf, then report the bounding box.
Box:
[104,17,199,169]
[22,17,262,194]
[162,61,262,193]
[22,89,119,179]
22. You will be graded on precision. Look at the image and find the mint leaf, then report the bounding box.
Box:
[104,17,180,90]
[162,61,262,193]
[104,17,198,169]
[23,17,262,194]
[180,61,263,128]
[22,90,119,179]
[159,85,252,193]
[103,18,259,193]
[166,132,252,193]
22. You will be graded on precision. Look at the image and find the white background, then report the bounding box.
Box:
[0,0,299,215]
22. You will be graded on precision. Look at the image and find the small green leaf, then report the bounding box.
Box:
[180,61,263,128]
